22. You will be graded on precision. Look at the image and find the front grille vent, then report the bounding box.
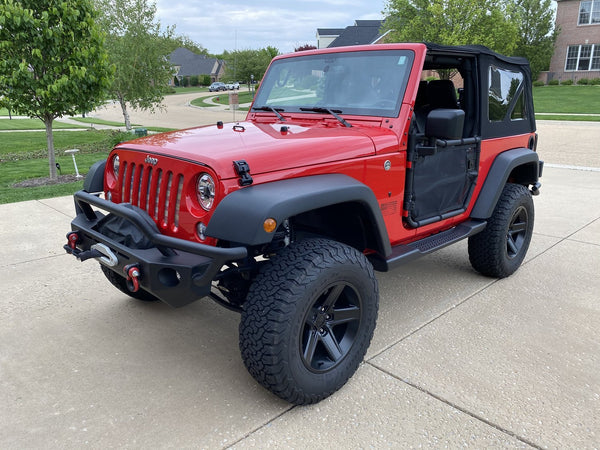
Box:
[118,161,184,230]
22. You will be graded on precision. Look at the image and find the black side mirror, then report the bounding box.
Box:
[425,109,465,140]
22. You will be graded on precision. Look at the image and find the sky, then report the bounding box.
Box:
[154,0,387,55]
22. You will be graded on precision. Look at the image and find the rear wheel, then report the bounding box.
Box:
[468,183,534,278]
[239,239,378,404]
[100,264,160,302]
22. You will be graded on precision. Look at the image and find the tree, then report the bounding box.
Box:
[167,34,209,56]
[96,0,175,130]
[382,0,519,56]
[223,47,280,85]
[0,0,112,179]
[511,0,557,79]
[295,44,317,52]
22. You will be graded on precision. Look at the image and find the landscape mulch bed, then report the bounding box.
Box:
[12,174,82,188]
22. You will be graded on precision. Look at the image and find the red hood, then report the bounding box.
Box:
[117,121,397,180]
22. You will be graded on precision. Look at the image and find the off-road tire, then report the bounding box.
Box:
[468,183,534,278]
[239,238,379,404]
[100,264,160,302]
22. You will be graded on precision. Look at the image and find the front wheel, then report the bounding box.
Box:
[239,239,379,404]
[468,183,534,278]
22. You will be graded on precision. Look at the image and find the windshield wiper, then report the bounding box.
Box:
[252,105,286,121]
[299,107,352,128]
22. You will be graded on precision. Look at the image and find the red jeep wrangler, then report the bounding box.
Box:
[65,43,542,404]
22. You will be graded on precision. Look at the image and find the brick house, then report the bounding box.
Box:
[545,0,600,82]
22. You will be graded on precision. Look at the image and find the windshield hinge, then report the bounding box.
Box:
[233,160,253,186]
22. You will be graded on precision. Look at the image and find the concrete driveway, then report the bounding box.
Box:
[88,91,243,130]
[1,114,599,448]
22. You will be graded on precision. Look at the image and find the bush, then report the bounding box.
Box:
[577,78,589,85]
[548,79,559,86]
[533,80,545,87]
[560,79,573,85]
[108,130,136,147]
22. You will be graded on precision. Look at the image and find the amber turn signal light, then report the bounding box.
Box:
[263,218,277,233]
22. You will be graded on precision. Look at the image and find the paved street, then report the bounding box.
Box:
[1,107,599,448]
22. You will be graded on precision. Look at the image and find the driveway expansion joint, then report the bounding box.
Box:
[366,361,543,450]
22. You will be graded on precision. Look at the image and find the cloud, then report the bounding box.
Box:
[155,0,385,54]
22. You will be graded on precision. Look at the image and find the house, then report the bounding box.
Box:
[168,48,225,86]
[316,28,345,49]
[316,20,388,49]
[544,0,600,82]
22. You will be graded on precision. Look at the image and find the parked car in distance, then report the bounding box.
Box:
[226,82,240,90]
[208,82,227,92]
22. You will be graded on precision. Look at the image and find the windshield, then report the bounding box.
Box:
[253,49,415,118]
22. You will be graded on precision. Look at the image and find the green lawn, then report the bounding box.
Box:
[0,130,120,158]
[533,85,600,114]
[190,91,254,108]
[4,179,86,203]
[70,117,141,127]
[0,118,87,130]
[0,129,129,204]
[169,86,209,94]
[190,96,218,107]
[214,91,254,106]
[0,153,106,203]
[66,118,177,133]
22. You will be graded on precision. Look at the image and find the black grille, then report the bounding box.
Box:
[119,161,184,229]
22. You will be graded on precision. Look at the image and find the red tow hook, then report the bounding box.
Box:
[67,231,79,251]
[124,264,141,293]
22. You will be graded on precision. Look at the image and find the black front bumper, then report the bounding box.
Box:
[65,191,247,308]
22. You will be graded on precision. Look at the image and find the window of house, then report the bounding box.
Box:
[579,1,600,25]
[579,45,592,70]
[566,46,579,70]
[593,46,600,69]
[565,44,600,71]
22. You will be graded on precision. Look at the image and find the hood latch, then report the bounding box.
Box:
[233,160,253,186]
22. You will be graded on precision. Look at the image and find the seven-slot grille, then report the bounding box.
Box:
[118,160,184,230]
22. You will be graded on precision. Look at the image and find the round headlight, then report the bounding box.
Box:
[197,173,215,211]
[112,155,120,177]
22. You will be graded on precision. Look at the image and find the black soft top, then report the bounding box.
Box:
[425,42,535,139]
[425,43,530,68]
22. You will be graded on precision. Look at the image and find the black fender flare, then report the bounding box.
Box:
[470,148,541,219]
[83,160,106,193]
[206,174,392,257]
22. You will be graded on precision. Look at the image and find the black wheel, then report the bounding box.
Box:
[468,183,534,278]
[239,239,379,404]
[100,264,160,302]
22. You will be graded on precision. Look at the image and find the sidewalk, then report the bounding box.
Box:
[1,116,599,447]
